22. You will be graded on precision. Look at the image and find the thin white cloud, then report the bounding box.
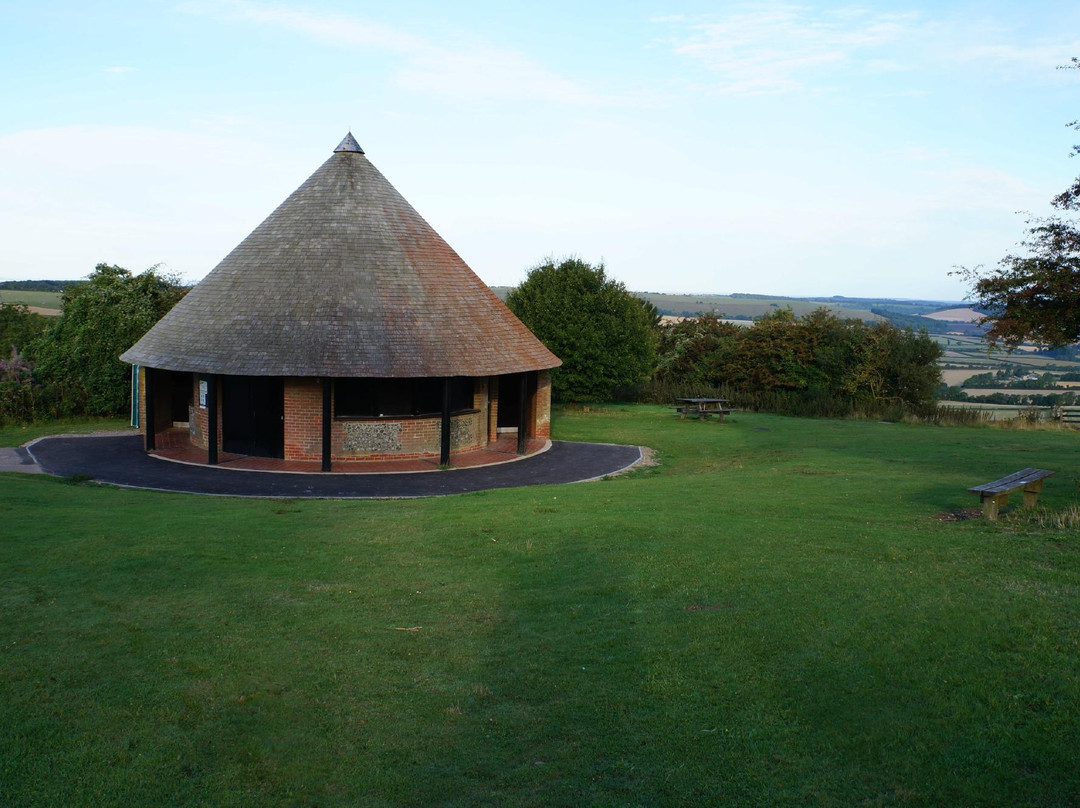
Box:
[656,5,1079,96]
[179,0,595,105]
[105,66,135,74]
[179,0,425,52]
[657,5,919,95]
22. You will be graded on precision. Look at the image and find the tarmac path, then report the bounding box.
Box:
[22,433,644,499]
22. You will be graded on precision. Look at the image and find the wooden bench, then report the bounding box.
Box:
[968,468,1054,521]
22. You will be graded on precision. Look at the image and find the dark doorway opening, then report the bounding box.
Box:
[222,376,284,458]
[497,373,537,436]
[497,373,522,430]
[166,370,192,424]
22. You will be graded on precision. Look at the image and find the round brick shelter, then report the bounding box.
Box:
[121,134,560,470]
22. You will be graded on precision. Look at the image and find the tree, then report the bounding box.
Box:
[506,257,657,401]
[31,263,187,416]
[960,58,1080,349]
[0,303,49,355]
[651,309,941,414]
[654,312,742,387]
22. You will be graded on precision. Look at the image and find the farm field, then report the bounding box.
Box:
[2,407,1078,807]
[0,289,62,312]
[935,332,1080,386]
[938,401,1054,421]
[941,368,985,386]
[921,307,981,322]
[963,388,1065,398]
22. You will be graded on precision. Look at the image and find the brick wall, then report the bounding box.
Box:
[189,375,222,451]
[283,377,323,459]
[281,377,492,461]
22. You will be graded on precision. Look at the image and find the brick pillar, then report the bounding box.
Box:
[534,370,552,439]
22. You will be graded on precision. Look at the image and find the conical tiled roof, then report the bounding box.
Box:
[121,135,560,378]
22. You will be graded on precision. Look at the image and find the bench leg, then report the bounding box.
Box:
[982,493,1008,521]
[1022,480,1044,509]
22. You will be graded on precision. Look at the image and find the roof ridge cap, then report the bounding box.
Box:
[334,132,364,154]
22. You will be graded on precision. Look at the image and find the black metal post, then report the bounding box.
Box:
[143,367,156,451]
[322,377,333,472]
[517,373,528,454]
[440,377,452,466]
[207,375,218,465]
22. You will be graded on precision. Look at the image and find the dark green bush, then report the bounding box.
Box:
[648,309,943,420]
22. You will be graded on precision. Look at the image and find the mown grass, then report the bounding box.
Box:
[1,406,1078,807]
[0,416,130,447]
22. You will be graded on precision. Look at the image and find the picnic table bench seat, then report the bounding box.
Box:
[968,468,1054,521]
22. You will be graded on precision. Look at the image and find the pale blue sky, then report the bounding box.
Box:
[2,1,1078,299]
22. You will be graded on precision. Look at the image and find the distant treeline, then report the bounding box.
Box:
[0,280,84,292]
[961,371,1060,389]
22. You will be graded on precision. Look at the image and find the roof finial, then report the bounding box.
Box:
[334,132,364,154]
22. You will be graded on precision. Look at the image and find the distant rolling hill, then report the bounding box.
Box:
[8,279,978,329]
[489,287,972,327]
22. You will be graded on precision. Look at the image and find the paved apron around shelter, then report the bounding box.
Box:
[24,433,644,498]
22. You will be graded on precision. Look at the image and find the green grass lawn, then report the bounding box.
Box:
[0,416,130,447]
[2,407,1078,807]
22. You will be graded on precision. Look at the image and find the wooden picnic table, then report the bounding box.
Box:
[674,397,733,421]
